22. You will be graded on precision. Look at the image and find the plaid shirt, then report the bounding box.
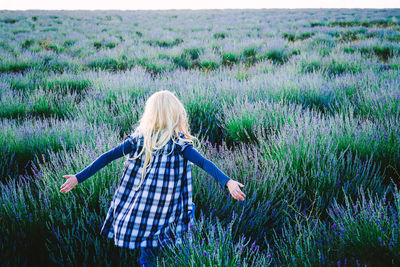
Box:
[99,132,195,249]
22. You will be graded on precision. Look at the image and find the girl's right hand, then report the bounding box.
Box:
[226,180,246,201]
[60,175,78,194]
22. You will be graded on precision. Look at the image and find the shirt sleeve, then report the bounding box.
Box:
[182,145,232,189]
[75,136,136,184]
[174,133,193,153]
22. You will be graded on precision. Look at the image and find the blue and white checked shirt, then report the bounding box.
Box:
[101,132,195,249]
[76,132,231,249]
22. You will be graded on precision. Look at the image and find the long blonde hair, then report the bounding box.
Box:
[127,90,196,191]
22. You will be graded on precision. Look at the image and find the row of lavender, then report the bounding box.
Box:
[1,9,400,75]
[1,9,400,266]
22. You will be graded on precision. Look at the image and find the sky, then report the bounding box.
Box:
[1,0,400,10]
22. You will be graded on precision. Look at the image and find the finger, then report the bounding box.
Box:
[239,183,244,187]
[63,175,70,178]
[235,188,244,196]
[235,191,244,199]
[239,191,246,198]
[61,184,70,191]
[237,187,246,194]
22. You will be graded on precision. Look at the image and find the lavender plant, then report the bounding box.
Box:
[1,8,400,266]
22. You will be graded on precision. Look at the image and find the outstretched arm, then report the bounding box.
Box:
[181,144,246,200]
[61,136,137,193]
[75,138,134,184]
[182,145,232,188]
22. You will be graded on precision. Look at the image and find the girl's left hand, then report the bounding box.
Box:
[226,180,246,201]
[60,175,78,194]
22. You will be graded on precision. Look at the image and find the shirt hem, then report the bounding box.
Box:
[101,230,175,249]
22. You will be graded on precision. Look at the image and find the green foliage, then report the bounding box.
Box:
[213,32,227,39]
[222,99,300,144]
[371,46,392,61]
[63,39,76,47]
[172,54,192,69]
[2,9,400,266]
[282,31,315,42]
[3,18,19,24]
[221,53,238,66]
[282,32,296,42]
[327,187,400,265]
[47,43,63,54]
[21,38,35,49]
[0,61,33,73]
[158,215,272,266]
[272,196,335,266]
[332,29,367,43]
[39,27,58,32]
[309,37,337,48]
[144,38,183,48]
[343,46,356,53]
[300,59,323,73]
[42,78,92,94]
[290,49,301,55]
[386,35,400,42]
[104,41,118,49]
[326,20,399,28]
[263,49,290,65]
[301,57,362,76]
[184,95,225,144]
[241,47,259,66]
[86,57,130,71]
[143,63,169,77]
[93,41,102,50]
[325,58,362,76]
[310,21,325,27]
[358,45,400,62]
[0,117,96,179]
[200,61,219,71]
[183,47,204,60]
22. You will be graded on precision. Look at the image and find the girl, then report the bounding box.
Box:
[60,90,246,266]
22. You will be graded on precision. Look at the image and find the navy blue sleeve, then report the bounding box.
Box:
[182,145,232,189]
[75,137,135,184]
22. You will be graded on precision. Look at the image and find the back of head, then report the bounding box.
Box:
[128,90,196,190]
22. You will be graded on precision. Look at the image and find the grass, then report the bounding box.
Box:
[1,9,400,266]
[0,117,98,181]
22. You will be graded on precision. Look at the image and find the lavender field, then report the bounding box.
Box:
[1,8,400,266]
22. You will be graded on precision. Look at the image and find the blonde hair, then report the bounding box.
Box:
[126,90,196,191]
